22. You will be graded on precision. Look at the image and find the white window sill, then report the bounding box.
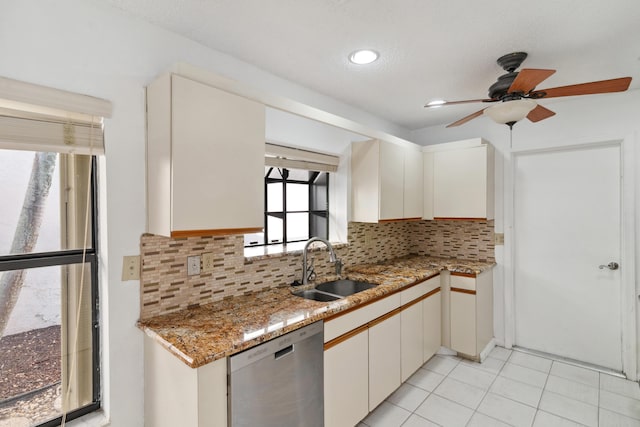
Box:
[244,241,348,262]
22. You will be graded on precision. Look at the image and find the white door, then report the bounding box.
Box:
[514,144,622,371]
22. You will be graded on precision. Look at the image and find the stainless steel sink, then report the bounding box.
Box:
[292,279,377,302]
[315,279,377,297]
[292,289,340,302]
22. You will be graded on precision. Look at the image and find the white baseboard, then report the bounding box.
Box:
[479,338,497,362]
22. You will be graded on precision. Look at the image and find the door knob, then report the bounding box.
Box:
[599,262,619,270]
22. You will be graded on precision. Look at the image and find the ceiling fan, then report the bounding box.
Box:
[425,52,632,128]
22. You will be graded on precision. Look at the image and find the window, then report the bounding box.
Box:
[0,150,100,426]
[244,167,329,247]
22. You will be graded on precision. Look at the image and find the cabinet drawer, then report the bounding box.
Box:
[400,275,440,305]
[325,293,401,342]
[450,274,476,291]
[400,282,428,305]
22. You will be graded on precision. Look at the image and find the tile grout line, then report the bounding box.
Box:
[530,359,554,427]
[364,348,637,427]
[463,350,512,426]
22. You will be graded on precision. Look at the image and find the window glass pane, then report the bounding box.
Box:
[310,212,328,240]
[310,172,328,211]
[0,262,94,425]
[266,215,283,244]
[245,167,330,248]
[286,183,309,211]
[266,182,283,212]
[286,213,309,242]
[0,150,93,256]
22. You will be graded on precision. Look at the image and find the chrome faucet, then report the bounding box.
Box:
[302,237,342,285]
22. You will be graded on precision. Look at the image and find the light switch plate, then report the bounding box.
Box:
[202,252,215,273]
[187,255,201,276]
[122,255,140,281]
[494,233,504,245]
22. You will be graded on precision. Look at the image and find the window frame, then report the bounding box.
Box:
[0,156,100,426]
[249,167,329,247]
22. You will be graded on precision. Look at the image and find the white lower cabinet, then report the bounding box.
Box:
[401,301,424,382]
[324,329,369,427]
[324,276,443,424]
[369,312,401,410]
[423,290,442,362]
[450,290,477,355]
[144,335,227,427]
[400,275,441,378]
[449,270,493,359]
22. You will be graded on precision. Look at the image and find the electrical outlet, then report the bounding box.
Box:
[202,252,215,273]
[187,255,201,276]
[494,233,504,245]
[122,255,140,281]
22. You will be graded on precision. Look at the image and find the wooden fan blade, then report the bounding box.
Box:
[527,104,556,122]
[509,69,556,94]
[446,109,486,128]
[534,77,631,99]
[425,99,495,108]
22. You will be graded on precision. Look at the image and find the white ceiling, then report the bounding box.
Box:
[104,0,640,131]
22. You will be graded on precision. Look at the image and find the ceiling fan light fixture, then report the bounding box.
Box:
[349,49,379,65]
[484,99,537,125]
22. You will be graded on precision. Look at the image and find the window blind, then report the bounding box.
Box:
[0,76,112,155]
[265,142,339,172]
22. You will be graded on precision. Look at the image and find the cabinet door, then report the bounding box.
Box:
[401,302,424,382]
[379,141,404,220]
[351,140,381,223]
[369,312,401,410]
[404,148,424,219]
[423,151,435,220]
[450,291,477,356]
[423,291,441,362]
[324,330,369,427]
[433,145,488,219]
[171,75,265,232]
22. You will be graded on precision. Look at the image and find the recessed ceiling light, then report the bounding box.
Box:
[426,99,446,108]
[349,49,379,65]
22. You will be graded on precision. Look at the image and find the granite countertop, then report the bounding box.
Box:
[138,255,495,368]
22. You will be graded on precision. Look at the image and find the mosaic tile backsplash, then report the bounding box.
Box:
[411,219,495,262]
[139,220,494,319]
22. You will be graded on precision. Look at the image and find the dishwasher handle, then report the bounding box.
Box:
[274,344,294,360]
[229,321,323,373]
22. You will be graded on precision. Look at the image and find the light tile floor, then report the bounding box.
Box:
[358,347,640,427]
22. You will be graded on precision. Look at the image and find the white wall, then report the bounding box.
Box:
[0,1,412,425]
[266,108,369,244]
[411,90,640,377]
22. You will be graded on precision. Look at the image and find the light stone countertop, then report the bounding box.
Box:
[138,255,495,368]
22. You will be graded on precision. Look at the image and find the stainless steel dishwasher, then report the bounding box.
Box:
[228,321,324,427]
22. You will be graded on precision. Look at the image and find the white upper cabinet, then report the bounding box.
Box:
[146,74,265,237]
[379,141,405,220]
[404,147,424,219]
[423,138,494,220]
[352,139,424,222]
